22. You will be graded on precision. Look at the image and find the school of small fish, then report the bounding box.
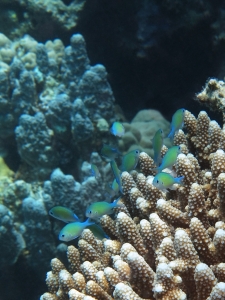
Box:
[49,110,186,242]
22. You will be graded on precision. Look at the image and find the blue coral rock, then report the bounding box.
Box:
[0,33,116,178]
[22,196,56,275]
[0,204,25,267]
[15,112,59,178]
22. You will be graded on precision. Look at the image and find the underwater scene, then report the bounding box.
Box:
[1,1,225,300]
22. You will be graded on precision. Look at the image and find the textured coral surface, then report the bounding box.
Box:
[40,109,225,299]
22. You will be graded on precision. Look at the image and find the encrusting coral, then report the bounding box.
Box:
[118,109,171,157]
[41,109,225,300]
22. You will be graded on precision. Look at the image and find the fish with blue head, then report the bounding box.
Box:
[86,197,122,220]
[59,218,95,242]
[120,149,140,172]
[153,172,184,192]
[110,121,125,137]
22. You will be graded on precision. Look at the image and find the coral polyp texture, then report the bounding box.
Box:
[41,109,225,299]
[197,78,225,122]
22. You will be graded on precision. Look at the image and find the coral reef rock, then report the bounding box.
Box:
[0,33,115,179]
[118,109,171,156]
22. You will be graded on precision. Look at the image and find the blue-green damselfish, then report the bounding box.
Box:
[153,172,184,192]
[120,149,140,172]
[59,219,94,242]
[110,160,123,194]
[105,179,119,198]
[153,129,164,166]
[155,145,181,173]
[86,197,122,220]
[110,121,125,137]
[49,206,108,240]
[49,206,79,223]
[168,108,185,140]
[101,144,121,160]
[90,164,101,179]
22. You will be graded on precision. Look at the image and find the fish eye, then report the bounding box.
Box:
[178,146,181,150]
[156,180,159,183]
[50,212,53,215]
[89,210,92,214]
[62,234,65,237]
[135,150,139,154]
[182,109,185,112]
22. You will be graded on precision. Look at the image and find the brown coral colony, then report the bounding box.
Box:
[41,109,225,300]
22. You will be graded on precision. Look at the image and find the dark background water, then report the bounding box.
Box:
[0,257,44,300]
[1,0,225,123]
[30,0,225,122]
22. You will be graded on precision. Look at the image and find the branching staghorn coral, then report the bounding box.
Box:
[41,109,225,299]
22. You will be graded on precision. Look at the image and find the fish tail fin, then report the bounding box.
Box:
[158,156,162,166]
[73,213,80,222]
[167,128,175,140]
[152,166,161,173]
[175,176,185,185]
[85,218,95,226]
[116,178,123,194]
[154,156,162,167]
[113,196,123,208]
[119,184,123,194]
[153,154,157,166]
